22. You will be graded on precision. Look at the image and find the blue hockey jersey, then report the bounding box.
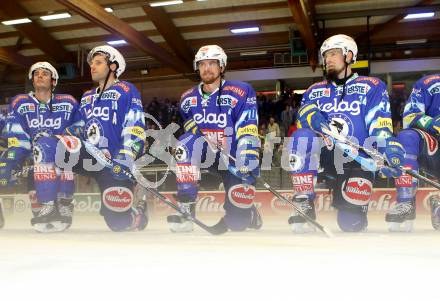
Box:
[299,73,394,145]
[79,80,146,159]
[402,74,440,130]
[5,92,81,163]
[179,80,259,161]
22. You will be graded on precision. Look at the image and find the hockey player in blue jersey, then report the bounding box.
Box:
[388,74,440,231]
[288,34,405,233]
[31,45,148,232]
[0,62,81,232]
[167,45,262,232]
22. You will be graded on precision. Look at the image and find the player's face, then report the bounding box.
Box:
[198,59,222,84]
[32,69,53,90]
[89,54,109,83]
[323,48,346,79]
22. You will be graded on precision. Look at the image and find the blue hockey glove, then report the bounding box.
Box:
[231,150,260,184]
[0,158,18,187]
[298,104,330,134]
[380,138,405,178]
[111,150,135,181]
[64,124,84,138]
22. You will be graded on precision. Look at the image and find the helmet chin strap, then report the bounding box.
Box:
[97,62,114,102]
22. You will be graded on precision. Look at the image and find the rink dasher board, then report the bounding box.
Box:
[0,188,437,217]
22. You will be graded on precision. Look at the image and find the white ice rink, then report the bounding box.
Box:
[1,211,439,301]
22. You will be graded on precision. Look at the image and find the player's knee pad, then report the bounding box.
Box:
[224,183,256,231]
[100,186,134,232]
[337,209,368,232]
[333,173,372,232]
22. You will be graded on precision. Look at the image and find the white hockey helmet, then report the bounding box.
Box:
[193,45,227,71]
[320,34,358,64]
[87,45,126,78]
[28,61,59,86]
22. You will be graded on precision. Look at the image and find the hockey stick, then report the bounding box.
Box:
[195,131,334,237]
[83,141,228,235]
[321,127,440,190]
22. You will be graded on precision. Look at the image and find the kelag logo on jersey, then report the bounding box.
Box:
[309,88,331,100]
[428,82,440,95]
[346,83,371,95]
[85,106,110,121]
[193,109,227,128]
[317,98,361,116]
[17,103,36,114]
[181,97,197,113]
[26,115,62,129]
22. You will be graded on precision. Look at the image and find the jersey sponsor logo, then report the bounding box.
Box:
[223,85,245,97]
[356,77,379,86]
[228,184,255,209]
[193,109,227,128]
[291,173,314,194]
[100,90,121,101]
[7,137,19,148]
[341,177,372,206]
[34,164,57,182]
[346,83,371,95]
[308,88,331,100]
[181,97,197,113]
[201,129,226,149]
[217,95,238,108]
[237,124,258,138]
[175,163,200,183]
[115,82,130,93]
[317,98,361,116]
[427,82,440,95]
[85,106,110,121]
[395,173,413,188]
[246,96,256,105]
[26,115,62,129]
[375,116,393,130]
[423,75,440,85]
[52,103,73,113]
[126,126,146,139]
[132,97,142,107]
[102,187,133,212]
[17,103,36,114]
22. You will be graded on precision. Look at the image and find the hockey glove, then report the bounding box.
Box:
[298,104,330,134]
[64,124,84,138]
[425,115,440,137]
[231,150,260,184]
[111,150,135,181]
[380,138,405,178]
[0,158,17,187]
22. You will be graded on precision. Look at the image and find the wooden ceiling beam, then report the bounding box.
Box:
[0,2,72,62]
[287,0,318,69]
[56,0,192,74]
[355,0,434,43]
[0,46,32,67]
[142,5,193,66]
